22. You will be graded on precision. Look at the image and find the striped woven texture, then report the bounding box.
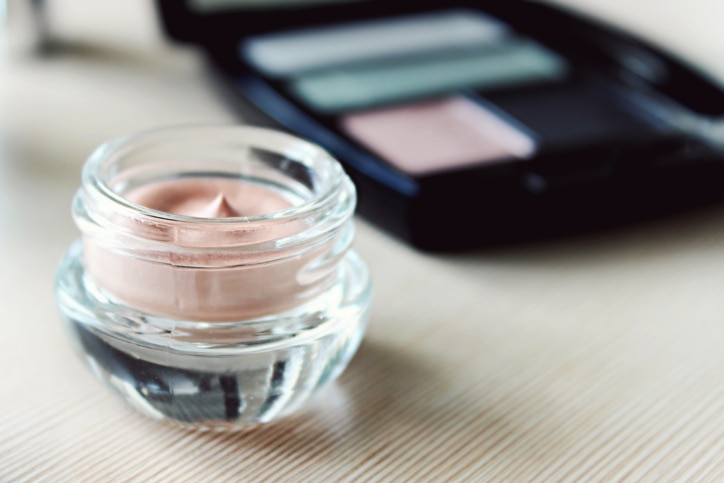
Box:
[2,217,724,481]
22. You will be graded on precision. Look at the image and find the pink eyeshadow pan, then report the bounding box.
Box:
[339,96,536,175]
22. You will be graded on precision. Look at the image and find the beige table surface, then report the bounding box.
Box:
[1,1,723,481]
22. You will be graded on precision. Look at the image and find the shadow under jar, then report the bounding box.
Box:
[55,126,371,430]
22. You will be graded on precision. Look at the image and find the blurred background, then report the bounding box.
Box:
[2,0,723,181]
[0,0,721,250]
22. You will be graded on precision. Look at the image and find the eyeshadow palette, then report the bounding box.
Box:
[157,0,724,250]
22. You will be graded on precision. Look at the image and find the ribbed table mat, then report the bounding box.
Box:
[2,219,724,481]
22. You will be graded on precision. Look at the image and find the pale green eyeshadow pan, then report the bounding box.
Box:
[290,40,568,113]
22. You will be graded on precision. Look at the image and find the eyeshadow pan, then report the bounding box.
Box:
[340,97,536,176]
[486,83,658,148]
[243,10,508,76]
[291,40,568,113]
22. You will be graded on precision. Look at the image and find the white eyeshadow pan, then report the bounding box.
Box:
[340,97,536,176]
[243,9,508,76]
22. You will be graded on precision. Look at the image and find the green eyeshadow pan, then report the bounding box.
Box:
[290,39,569,113]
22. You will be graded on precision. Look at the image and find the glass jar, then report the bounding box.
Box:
[55,126,371,430]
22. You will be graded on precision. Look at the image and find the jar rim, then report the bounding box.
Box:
[75,124,356,252]
[82,124,347,226]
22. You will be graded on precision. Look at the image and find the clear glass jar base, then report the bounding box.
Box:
[57,243,371,430]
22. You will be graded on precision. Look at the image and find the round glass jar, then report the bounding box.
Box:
[55,126,371,430]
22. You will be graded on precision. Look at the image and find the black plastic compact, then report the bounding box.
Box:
[157,0,724,250]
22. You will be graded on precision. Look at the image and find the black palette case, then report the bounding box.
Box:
[156,0,724,250]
